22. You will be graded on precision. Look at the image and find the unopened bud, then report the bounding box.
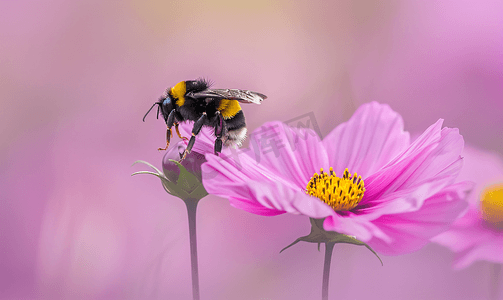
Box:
[162,142,206,183]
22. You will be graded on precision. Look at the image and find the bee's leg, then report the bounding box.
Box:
[174,122,189,141]
[214,112,224,155]
[181,112,207,161]
[158,109,176,151]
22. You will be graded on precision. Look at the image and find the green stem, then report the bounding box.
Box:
[185,199,200,300]
[490,263,501,300]
[322,242,335,300]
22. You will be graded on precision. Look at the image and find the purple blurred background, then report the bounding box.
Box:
[1,1,502,299]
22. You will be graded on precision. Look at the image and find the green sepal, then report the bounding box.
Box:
[131,160,207,201]
[280,218,383,266]
[188,183,209,200]
[161,174,189,199]
[169,159,208,200]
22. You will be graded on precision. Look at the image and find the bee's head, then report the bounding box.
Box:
[159,94,174,121]
[143,92,174,122]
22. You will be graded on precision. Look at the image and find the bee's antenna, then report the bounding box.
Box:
[156,105,160,119]
[143,102,159,122]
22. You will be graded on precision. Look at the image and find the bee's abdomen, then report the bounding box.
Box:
[217,99,242,120]
[225,110,246,130]
[224,110,247,147]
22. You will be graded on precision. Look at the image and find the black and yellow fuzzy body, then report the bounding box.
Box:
[143,79,266,160]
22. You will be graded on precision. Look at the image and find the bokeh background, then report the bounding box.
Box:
[1,0,502,299]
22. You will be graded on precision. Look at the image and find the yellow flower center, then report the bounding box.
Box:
[480,183,503,229]
[306,167,365,211]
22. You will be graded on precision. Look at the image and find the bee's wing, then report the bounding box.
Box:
[189,89,267,104]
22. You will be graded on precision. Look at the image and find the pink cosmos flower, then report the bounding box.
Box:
[432,146,503,269]
[181,102,472,255]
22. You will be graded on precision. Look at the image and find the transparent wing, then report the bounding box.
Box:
[188,89,267,104]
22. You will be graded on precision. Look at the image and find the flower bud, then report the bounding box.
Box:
[162,141,206,183]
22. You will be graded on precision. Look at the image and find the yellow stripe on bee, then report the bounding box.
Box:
[217,99,242,119]
[170,81,186,106]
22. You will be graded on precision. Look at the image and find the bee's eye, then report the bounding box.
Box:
[163,98,171,106]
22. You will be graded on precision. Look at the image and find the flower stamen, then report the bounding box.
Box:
[481,183,503,230]
[306,167,365,211]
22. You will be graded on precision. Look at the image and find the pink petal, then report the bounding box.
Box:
[458,146,503,185]
[246,121,329,189]
[431,207,488,252]
[431,146,503,269]
[188,119,330,190]
[202,150,297,192]
[323,212,382,242]
[457,145,503,206]
[432,205,503,269]
[453,237,503,269]
[201,155,288,216]
[322,102,410,179]
[227,187,287,216]
[360,120,464,215]
[202,146,333,218]
[178,121,215,154]
[200,120,331,218]
[246,180,335,219]
[364,181,472,255]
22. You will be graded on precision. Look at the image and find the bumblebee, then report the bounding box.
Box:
[143,79,267,160]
